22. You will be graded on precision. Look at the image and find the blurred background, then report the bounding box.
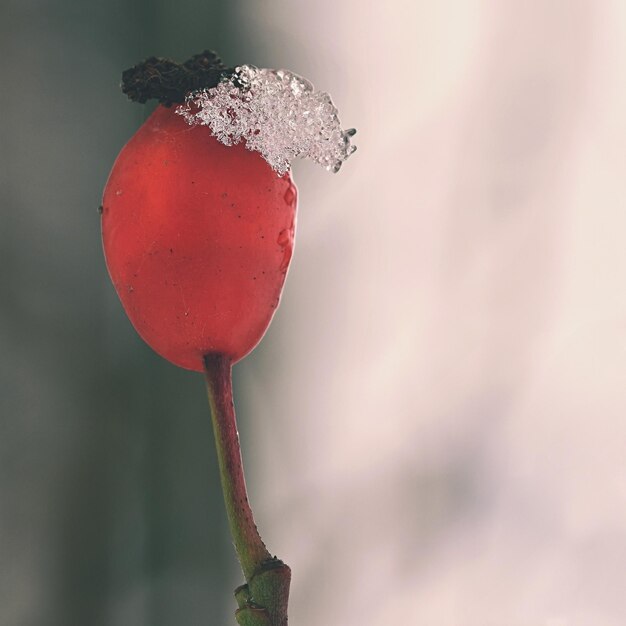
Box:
[2,1,626,625]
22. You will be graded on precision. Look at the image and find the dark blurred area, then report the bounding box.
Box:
[0,2,250,624]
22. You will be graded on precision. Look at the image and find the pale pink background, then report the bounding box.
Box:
[236,2,626,625]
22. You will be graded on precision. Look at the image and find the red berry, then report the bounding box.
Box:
[102,105,297,371]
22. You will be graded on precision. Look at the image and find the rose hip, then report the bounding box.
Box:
[101,105,297,371]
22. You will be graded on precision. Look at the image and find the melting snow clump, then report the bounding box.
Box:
[176,65,356,175]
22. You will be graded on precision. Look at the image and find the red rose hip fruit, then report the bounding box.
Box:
[102,105,297,371]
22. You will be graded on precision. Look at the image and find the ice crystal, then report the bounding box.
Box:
[176,65,356,175]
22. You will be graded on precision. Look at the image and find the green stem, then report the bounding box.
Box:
[204,353,291,626]
[204,353,271,578]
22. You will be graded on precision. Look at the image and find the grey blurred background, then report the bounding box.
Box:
[2,1,626,625]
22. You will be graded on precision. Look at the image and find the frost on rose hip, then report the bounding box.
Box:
[177,65,356,175]
[101,51,355,371]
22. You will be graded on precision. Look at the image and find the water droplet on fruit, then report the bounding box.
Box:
[284,186,296,205]
[277,229,291,247]
[115,189,123,196]
[277,228,294,271]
